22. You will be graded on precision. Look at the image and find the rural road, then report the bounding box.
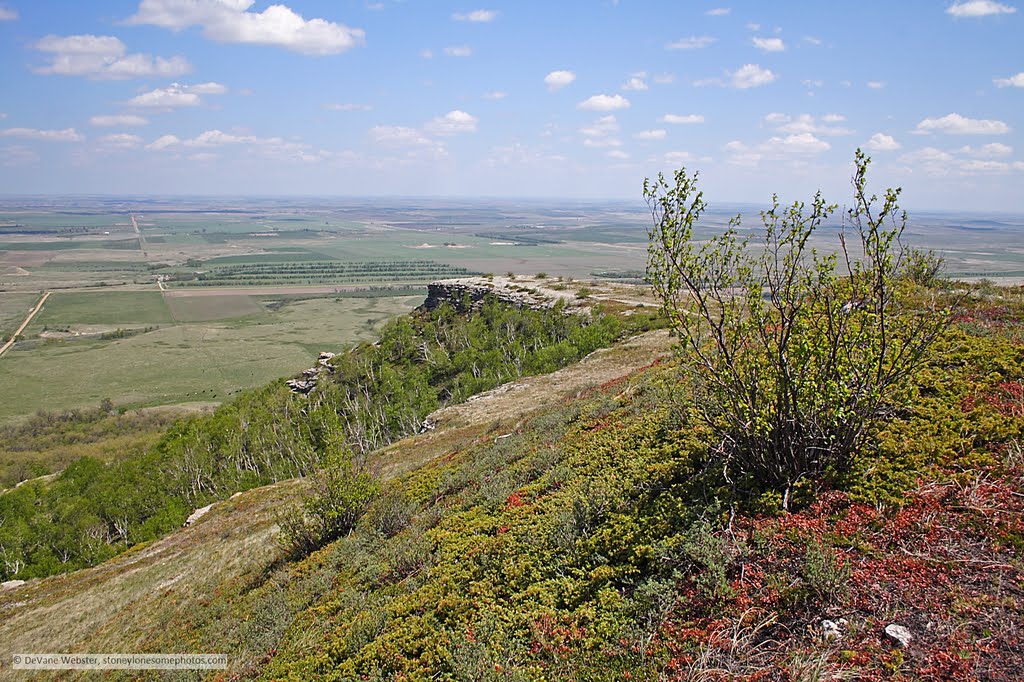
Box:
[0,290,50,358]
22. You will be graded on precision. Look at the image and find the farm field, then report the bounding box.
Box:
[0,291,421,421]
[0,292,43,340]
[2,196,1023,421]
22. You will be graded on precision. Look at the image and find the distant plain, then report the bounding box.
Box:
[1,196,1021,421]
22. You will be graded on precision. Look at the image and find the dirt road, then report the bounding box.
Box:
[0,291,50,358]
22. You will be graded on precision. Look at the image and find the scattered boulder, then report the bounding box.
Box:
[1,579,26,591]
[288,350,337,395]
[183,503,214,527]
[820,619,844,642]
[885,623,913,648]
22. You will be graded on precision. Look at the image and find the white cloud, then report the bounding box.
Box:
[452,9,497,22]
[579,116,619,138]
[482,91,507,100]
[146,128,325,161]
[145,134,180,150]
[128,82,227,109]
[652,73,675,84]
[803,35,823,45]
[766,113,853,136]
[577,94,630,111]
[579,115,621,147]
[425,110,478,135]
[994,72,1024,87]
[98,133,143,149]
[323,102,373,111]
[958,159,1024,174]
[762,133,829,155]
[865,133,901,151]
[916,113,1010,135]
[960,142,1013,156]
[664,151,695,165]
[89,114,150,127]
[901,147,953,163]
[369,125,437,148]
[0,6,17,20]
[187,82,228,94]
[705,7,730,15]
[444,45,472,57]
[419,48,433,59]
[0,127,84,142]
[660,114,704,124]
[746,22,761,31]
[730,64,777,89]
[866,81,886,89]
[724,133,829,165]
[622,77,648,91]
[667,36,716,50]
[752,36,785,52]
[127,0,365,56]
[946,0,1017,17]
[33,34,191,80]
[898,147,954,175]
[822,113,845,123]
[544,70,575,91]
[607,150,630,160]
[634,129,667,140]
[1,145,39,167]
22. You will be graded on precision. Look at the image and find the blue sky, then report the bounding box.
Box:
[0,0,1022,210]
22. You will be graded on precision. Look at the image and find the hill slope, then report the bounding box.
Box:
[1,285,1023,681]
[0,328,673,677]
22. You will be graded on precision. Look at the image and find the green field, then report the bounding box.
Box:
[28,291,174,330]
[0,292,422,420]
[2,199,1021,422]
[0,292,42,339]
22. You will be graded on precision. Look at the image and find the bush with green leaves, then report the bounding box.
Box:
[644,149,951,501]
[277,445,379,557]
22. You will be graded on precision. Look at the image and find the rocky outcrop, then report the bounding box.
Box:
[418,277,556,312]
[287,351,336,395]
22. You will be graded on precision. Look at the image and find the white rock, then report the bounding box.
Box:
[1,579,26,590]
[183,503,214,527]
[821,619,843,641]
[885,623,913,648]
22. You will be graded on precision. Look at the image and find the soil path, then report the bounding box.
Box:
[0,291,50,358]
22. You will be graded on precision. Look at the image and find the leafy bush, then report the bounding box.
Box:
[644,150,952,500]
[277,446,379,557]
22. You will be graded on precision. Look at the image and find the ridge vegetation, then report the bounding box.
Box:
[1,155,1022,680]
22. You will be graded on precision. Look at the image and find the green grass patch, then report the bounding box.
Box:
[0,239,139,251]
[165,294,267,323]
[30,291,173,330]
[0,294,422,421]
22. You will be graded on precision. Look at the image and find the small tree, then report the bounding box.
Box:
[645,150,950,502]
[277,444,379,557]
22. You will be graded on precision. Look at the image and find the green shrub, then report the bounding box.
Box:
[801,541,851,605]
[277,446,379,557]
[644,149,953,500]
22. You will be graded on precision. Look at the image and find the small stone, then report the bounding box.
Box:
[821,619,843,641]
[885,623,913,648]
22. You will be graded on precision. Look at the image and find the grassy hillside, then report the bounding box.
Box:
[0,292,662,583]
[0,282,1021,680]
